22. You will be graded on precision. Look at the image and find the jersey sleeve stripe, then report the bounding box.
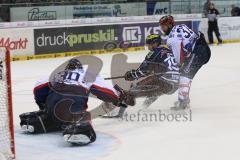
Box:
[91,84,119,100]
[33,82,49,94]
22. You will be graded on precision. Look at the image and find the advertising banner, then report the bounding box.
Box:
[34,25,119,54]
[10,3,146,22]
[10,6,73,22]
[4,13,201,28]
[147,1,170,15]
[34,20,196,55]
[0,28,34,56]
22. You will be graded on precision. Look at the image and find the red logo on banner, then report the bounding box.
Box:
[0,38,28,50]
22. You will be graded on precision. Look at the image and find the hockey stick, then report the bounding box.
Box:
[104,76,125,80]
[104,72,180,80]
[89,102,116,119]
[99,72,180,119]
[100,106,126,119]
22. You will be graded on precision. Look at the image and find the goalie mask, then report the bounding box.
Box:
[65,58,83,70]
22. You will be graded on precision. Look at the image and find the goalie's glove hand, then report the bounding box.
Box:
[124,70,138,81]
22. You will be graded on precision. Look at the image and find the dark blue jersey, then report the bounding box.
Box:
[136,46,179,78]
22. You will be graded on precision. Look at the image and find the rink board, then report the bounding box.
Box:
[1,16,240,61]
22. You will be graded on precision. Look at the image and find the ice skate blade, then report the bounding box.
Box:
[170,106,190,111]
[101,115,122,119]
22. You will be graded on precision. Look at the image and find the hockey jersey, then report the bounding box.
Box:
[166,24,199,64]
[136,46,179,83]
[34,69,120,106]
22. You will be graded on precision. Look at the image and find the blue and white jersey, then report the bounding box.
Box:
[53,68,119,97]
[34,69,120,106]
[166,24,199,64]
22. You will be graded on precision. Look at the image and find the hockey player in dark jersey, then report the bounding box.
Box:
[207,2,223,44]
[123,34,180,108]
[19,58,128,145]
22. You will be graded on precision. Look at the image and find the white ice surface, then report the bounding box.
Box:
[11,43,240,160]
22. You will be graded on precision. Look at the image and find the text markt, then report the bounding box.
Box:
[0,38,28,50]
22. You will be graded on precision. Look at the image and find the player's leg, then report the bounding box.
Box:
[213,22,223,44]
[135,76,176,97]
[20,90,69,134]
[46,89,89,122]
[132,76,177,108]
[20,79,62,133]
[19,110,62,134]
[208,22,214,44]
[46,91,96,145]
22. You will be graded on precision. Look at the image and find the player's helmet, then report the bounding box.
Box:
[65,58,82,70]
[159,15,175,27]
[159,15,175,35]
[146,34,162,45]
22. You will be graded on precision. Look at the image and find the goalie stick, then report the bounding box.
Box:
[89,102,116,119]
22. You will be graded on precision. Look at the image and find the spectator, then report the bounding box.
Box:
[203,0,211,17]
[207,2,222,44]
[231,5,240,16]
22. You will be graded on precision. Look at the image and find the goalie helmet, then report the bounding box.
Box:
[65,58,83,70]
[146,34,162,45]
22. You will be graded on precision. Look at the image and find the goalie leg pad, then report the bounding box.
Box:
[19,110,61,134]
[63,121,96,146]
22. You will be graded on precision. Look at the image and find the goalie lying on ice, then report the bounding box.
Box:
[19,58,129,146]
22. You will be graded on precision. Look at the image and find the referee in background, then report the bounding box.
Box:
[207,2,223,44]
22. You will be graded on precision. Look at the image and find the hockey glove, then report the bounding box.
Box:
[124,70,139,81]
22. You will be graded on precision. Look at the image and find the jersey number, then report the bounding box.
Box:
[177,26,194,38]
[64,72,81,82]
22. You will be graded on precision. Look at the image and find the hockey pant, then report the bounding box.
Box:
[208,21,222,44]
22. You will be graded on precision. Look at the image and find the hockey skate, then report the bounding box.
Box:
[171,99,190,110]
[142,96,159,109]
